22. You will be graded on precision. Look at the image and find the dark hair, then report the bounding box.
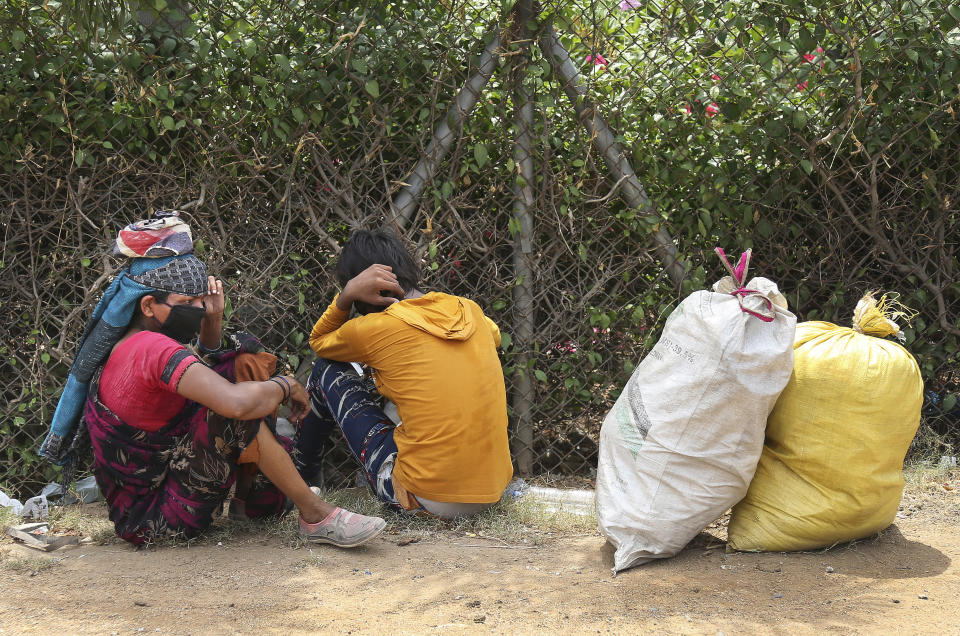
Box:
[146,291,171,303]
[336,229,420,294]
[130,290,170,327]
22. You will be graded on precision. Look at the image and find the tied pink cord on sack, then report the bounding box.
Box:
[714,247,775,322]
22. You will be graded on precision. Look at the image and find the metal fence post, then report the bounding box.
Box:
[510,0,536,475]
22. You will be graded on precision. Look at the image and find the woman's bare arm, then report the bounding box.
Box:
[176,362,309,421]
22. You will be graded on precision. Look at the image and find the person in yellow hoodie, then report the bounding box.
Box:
[297,230,513,518]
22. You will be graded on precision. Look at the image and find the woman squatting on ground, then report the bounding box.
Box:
[40,212,386,547]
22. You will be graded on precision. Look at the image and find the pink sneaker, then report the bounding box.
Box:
[299,507,387,548]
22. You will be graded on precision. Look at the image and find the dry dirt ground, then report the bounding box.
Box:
[2,467,958,635]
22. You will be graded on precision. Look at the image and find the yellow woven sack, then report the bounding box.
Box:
[727,293,924,552]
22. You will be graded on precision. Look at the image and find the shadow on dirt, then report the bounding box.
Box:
[600,524,951,579]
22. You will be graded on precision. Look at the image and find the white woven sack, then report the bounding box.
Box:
[596,251,796,572]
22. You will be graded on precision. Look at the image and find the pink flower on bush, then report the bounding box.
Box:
[683,103,692,114]
[585,53,609,68]
[705,102,720,117]
[711,73,721,82]
[804,48,826,69]
[619,0,642,9]
[796,81,808,92]
[554,340,579,354]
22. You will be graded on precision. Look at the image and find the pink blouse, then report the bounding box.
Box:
[98,331,199,431]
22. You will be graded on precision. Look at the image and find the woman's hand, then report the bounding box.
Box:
[204,276,225,321]
[283,375,310,422]
[199,275,225,350]
[336,264,405,311]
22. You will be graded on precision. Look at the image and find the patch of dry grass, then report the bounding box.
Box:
[0,550,61,575]
[899,462,960,524]
[317,486,597,546]
[44,503,116,545]
[135,485,599,550]
[0,506,19,533]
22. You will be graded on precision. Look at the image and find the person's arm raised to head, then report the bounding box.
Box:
[198,275,224,351]
[175,362,309,422]
[309,264,405,359]
[336,264,405,311]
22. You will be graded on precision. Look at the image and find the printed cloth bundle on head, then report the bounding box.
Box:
[39,211,209,466]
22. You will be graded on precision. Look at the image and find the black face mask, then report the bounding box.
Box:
[158,304,206,344]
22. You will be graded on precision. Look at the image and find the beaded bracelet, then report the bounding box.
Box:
[269,376,291,403]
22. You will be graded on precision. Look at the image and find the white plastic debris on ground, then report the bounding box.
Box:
[0,476,102,521]
[526,487,595,517]
[0,490,47,519]
[0,490,25,516]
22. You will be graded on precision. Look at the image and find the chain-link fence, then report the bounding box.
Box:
[2,0,958,497]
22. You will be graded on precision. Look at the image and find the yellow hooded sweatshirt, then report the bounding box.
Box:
[309,292,513,503]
